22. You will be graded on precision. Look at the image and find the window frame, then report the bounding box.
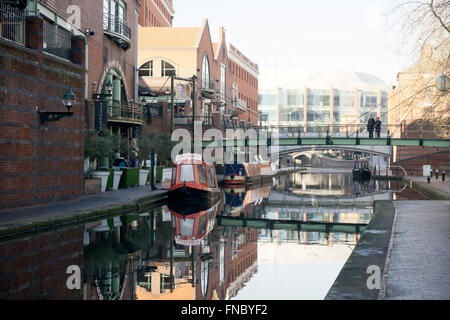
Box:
[202,54,210,89]
[161,60,176,77]
[139,61,153,77]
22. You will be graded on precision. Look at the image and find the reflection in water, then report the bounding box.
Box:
[0,171,423,300]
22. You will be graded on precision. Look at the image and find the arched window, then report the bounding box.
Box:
[202,54,210,89]
[161,60,175,77]
[139,61,153,77]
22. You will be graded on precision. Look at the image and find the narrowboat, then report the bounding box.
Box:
[353,159,371,181]
[169,199,221,247]
[168,154,221,211]
[224,155,277,186]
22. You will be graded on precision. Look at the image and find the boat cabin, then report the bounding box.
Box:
[171,154,219,190]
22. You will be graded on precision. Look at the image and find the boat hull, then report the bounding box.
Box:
[353,169,371,181]
[168,186,222,215]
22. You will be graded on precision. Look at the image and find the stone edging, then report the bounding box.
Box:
[325,200,395,300]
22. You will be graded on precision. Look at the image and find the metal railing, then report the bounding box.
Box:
[108,100,143,123]
[200,79,216,92]
[258,124,450,140]
[103,13,131,40]
[0,2,27,45]
[43,25,72,60]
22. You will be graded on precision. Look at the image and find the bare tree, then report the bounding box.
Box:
[388,0,449,138]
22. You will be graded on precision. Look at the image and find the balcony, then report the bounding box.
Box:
[107,100,143,125]
[103,13,131,50]
[201,79,216,95]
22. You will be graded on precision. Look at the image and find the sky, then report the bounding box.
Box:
[172,0,412,89]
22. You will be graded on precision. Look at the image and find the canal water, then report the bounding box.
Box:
[0,170,427,300]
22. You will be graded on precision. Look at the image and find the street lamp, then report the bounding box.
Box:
[105,78,114,94]
[435,65,450,92]
[39,87,77,123]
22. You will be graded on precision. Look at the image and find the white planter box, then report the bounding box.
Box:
[139,169,150,186]
[92,171,110,193]
[112,170,123,190]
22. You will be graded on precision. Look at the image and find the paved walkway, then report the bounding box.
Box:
[408,175,450,191]
[385,200,450,300]
[0,185,168,227]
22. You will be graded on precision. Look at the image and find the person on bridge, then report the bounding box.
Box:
[375,117,382,138]
[367,116,375,138]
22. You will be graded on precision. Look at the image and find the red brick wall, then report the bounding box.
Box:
[393,150,449,176]
[139,0,173,27]
[0,16,85,209]
[228,46,259,126]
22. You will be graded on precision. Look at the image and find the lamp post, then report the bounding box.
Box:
[39,87,77,123]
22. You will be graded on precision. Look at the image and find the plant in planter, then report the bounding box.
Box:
[136,134,153,186]
[84,130,114,192]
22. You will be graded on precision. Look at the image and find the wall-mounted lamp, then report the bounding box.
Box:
[39,87,77,123]
[85,28,95,36]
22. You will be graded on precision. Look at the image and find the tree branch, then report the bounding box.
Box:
[430,0,450,34]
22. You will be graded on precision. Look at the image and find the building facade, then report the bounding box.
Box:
[0,0,143,209]
[138,20,248,134]
[259,70,389,133]
[138,0,174,27]
[389,45,449,175]
[36,0,142,155]
[0,1,86,209]
[228,44,259,126]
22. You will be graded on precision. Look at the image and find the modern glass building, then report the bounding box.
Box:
[259,70,389,133]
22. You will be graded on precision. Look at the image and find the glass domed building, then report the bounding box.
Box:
[259,69,389,133]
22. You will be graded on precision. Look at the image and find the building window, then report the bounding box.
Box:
[220,65,226,99]
[0,2,27,45]
[139,61,153,77]
[202,54,210,89]
[161,60,175,77]
[43,18,72,60]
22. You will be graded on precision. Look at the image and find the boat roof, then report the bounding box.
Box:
[174,154,214,165]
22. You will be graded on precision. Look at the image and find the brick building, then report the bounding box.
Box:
[138,19,259,134]
[228,44,260,126]
[389,45,450,175]
[138,0,174,27]
[0,2,86,209]
[0,0,146,209]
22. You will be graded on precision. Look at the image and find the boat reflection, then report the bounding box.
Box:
[169,200,221,247]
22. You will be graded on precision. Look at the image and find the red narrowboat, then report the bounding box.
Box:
[168,154,222,212]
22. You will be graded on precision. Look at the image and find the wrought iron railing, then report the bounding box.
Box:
[103,13,131,41]
[108,100,143,123]
[200,79,216,92]
[43,25,72,60]
[0,3,27,44]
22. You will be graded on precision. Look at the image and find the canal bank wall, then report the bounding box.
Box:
[0,189,168,241]
[325,200,396,300]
